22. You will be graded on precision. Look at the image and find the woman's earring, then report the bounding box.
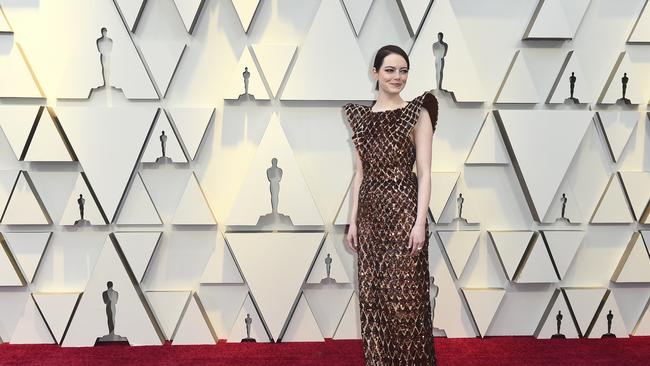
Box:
[375,81,379,90]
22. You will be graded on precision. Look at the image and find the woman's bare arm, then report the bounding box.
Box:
[407,107,433,256]
[350,148,363,226]
[347,147,363,252]
[413,107,433,227]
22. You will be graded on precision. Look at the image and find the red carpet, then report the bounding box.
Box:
[1,337,648,365]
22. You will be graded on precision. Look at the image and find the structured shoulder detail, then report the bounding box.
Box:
[342,103,368,147]
[406,91,438,134]
[343,103,369,123]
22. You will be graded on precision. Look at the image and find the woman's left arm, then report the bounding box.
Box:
[408,106,434,256]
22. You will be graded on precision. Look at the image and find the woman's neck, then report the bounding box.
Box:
[373,91,406,111]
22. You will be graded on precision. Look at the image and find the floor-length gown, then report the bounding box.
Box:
[343,91,438,365]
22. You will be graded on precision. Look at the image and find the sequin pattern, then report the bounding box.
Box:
[343,91,438,366]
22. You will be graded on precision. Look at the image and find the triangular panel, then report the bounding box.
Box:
[172,0,205,33]
[116,172,162,225]
[227,293,271,342]
[62,237,162,347]
[168,108,214,161]
[438,230,480,280]
[57,106,158,222]
[198,284,248,339]
[599,53,646,104]
[496,50,539,103]
[333,291,361,340]
[536,291,579,339]
[402,0,485,101]
[543,230,584,279]
[59,174,106,225]
[224,47,269,100]
[0,291,30,341]
[3,232,51,283]
[596,111,639,162]
[1,171,50,225]
[588,292,629,338]
[524,0,590,39]
[0,106,40,160]
[172,173,216,225]
[612,233,650,283]
[281,292,324,342]
[24,109,71,162]
[141,111,187,163]
[282,0,374,100]
[0,45,42,98]
[548,52,593,104]
[137,169,193,225]
[172,294,216,345]
[590,173,635,223]
[429,172,461,223]
[5,0,156,98]
[227,232,322,340]
[618,171,650,221]
[306,238,350,284]
[0,171,18,219]
[147,291,190,340]
[488,231,533,281]
[497,48,570,105]
[231,0,261,33]
[465,113,509,165]
[303,287,354,339]
[27,171,78,225]
[496,110,593,221]
[515,235,558,283]
[462,288,505,337]
[32,293,80,344]
[396,0,432,36]
[140,231,216,291]
[429,234,478,337]
[250,44,297,98]
[628,1,650,43]
[0,241,23,285]
[334,172,359,226]
[139,41,186,97]
[114,0,146,32]
[200,232,243,284]
[10,296,54,344]
[341,0,374,36]
[114,231,161,282]
[563,288,607,336]
[226,114,323,226]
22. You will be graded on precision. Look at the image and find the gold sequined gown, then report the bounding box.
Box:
[343,91,438,366]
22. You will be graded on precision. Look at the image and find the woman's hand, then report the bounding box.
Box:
[408,221,427,256]
[347,223,358,252]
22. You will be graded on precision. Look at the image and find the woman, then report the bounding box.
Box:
[343,45,438,365]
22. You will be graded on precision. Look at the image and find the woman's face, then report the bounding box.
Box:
[373,53,409,94]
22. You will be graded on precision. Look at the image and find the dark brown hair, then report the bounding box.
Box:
[373,45,410,90]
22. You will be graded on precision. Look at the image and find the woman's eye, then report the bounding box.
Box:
[400,69,409,74]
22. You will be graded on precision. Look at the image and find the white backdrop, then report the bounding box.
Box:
[0,0,649,346]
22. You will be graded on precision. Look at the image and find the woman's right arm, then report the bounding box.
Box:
[347,147,363,252]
